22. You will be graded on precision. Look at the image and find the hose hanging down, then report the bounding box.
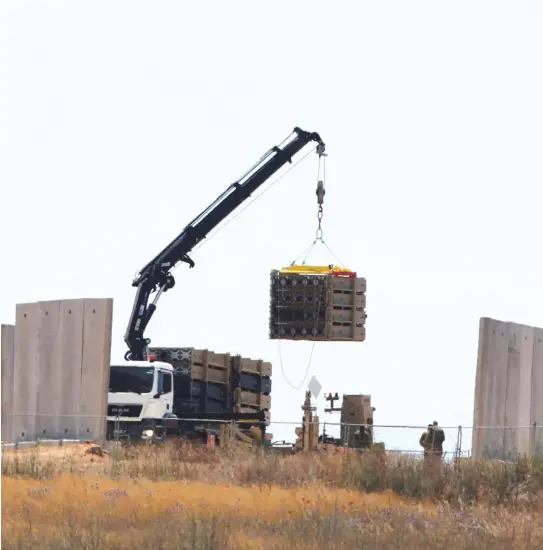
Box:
[278,147,331,390]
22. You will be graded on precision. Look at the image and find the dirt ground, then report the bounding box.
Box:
[2,441,110,464]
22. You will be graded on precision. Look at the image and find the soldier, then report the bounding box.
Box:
[428,421,445,459]
[365,417,374,448]
[420,421,445,467]
[352,426,363,448]
[353,418,374,450]
[353,426,368,449]
[419,424,433,458]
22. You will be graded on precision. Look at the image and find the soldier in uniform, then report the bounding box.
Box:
[364,417,374,448]
[352,427,364,449]
[420,421,445,464]
[428,421,445,459]
[419,424,433,458]
[352,418,374,450]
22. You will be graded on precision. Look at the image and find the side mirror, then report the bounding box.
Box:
[153,393,161,399]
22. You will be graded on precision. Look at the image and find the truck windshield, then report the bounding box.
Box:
[109,366,154,394]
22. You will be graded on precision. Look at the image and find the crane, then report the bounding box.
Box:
[124,127,326,361]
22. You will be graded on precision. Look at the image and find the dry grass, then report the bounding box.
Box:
[2,442,543,549]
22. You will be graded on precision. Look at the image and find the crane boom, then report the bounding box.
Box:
[124,127,325,361]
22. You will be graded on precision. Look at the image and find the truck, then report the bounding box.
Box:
[106,127,325,442]
[106,354,268,442]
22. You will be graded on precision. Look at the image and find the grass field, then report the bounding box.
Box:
[2,442,543,549]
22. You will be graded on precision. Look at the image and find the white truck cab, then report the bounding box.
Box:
[107,356,175,440]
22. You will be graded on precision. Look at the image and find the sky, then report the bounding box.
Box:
[1,1,542,452]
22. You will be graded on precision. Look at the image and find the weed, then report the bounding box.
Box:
[3,444,543,548]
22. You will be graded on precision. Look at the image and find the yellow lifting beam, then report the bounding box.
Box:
[280,264,352,275]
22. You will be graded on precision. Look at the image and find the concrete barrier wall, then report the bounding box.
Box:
[58,300,85,439]
[36,301,62,440]
[8,298,113,444]
[13,303,40,442]
[532,336,543,454]
[80,298,113,441]
[472,317,543,459]
[1,324,15,443]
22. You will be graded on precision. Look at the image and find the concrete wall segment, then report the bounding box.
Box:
[473,317,543,459]
[1,324,15,443]
[531,330,543,453]
[515,324,533,454]
[6,298,113,444]
[36,301,62,439]
[58,299,85,439]
[80,298,113,442]
[12,302,41,442]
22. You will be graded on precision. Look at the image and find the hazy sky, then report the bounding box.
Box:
[1,1,542,451]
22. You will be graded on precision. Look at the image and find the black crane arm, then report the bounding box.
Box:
[124,127,325,361]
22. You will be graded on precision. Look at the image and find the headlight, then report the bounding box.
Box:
[141,429,154,439]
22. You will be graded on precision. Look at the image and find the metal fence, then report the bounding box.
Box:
[462,425,543,461]
[2,412,543,461]
[266,420,466,460]
[265,421,543,461]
